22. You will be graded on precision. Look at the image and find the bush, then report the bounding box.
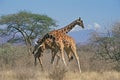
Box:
[0,43,29,69]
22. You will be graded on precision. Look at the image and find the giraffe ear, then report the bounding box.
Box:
[79,17,81,20]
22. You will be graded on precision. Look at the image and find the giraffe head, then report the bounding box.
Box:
[76,17,84,28]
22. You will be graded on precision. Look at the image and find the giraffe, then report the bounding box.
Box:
[32,17,84,72]
[33,34,81,72]
[33,17,84,53]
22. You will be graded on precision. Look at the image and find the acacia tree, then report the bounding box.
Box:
[0,11,57,54]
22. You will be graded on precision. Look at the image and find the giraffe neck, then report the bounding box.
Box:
[58,21,77,34]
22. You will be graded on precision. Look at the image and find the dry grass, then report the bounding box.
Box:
[0,44,120,80]
[65,71,120,80]
[49,67,67,80]
[0,69,120,80]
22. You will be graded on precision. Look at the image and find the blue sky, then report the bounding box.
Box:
[0,0,120,42]
[0,0,120,27]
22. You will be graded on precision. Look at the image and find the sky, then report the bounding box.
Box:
[0,0,120,42]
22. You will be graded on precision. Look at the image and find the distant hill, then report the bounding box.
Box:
[68,29,95,44]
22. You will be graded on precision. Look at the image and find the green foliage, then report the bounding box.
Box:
[0,11,57,43]
[0,11,57,54]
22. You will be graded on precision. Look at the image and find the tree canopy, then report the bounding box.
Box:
[0,11,57,54]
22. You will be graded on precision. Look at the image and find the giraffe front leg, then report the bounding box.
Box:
[51,50,56,64]
[56,54,60,67]
[38,57,44,71]
[60,46,67,67]
[34,53,38,66]
[34,56,37,66]
[51,49,57,64]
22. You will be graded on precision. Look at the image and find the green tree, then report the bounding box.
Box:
[0,11,57,54]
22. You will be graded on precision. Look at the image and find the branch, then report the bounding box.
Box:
[7,31,19,42]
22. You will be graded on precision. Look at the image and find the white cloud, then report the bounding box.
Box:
[69,22,101,32]
[93,22,101,30]
[85,22,101,31]
[86,24,93,29]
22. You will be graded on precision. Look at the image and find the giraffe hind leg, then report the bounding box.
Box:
[69,55,73,62]
[65,48,73,62]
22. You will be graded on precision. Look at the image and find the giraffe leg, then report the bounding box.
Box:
[34,52,39,66]
[56,54,60,67]
[60,42,67,66]
[34,56,37,66]
[65,48,73,62]
[51,50,61,68]
[71,46,81,73]
[68,52,73,62]
[38,57,44,71]
[51,49,58,64]
[51,51,55,64]
[34,50,44,71]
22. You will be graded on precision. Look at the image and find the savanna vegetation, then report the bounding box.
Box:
[0,11,120,80]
